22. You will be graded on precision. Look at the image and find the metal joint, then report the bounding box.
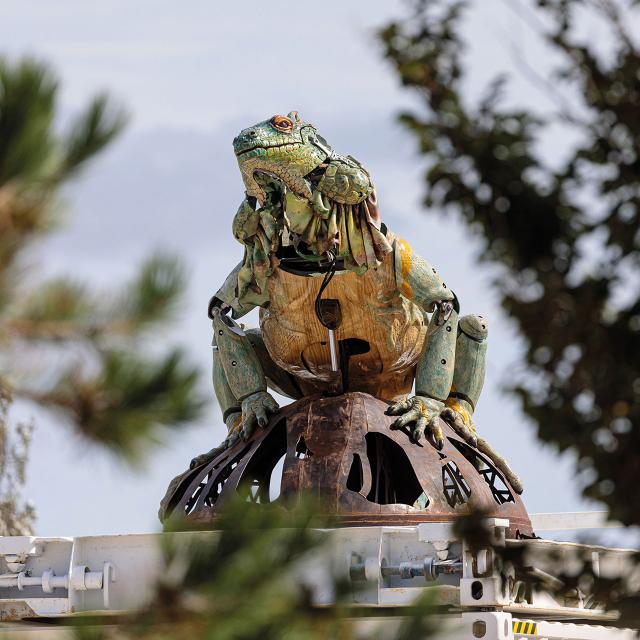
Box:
[434,300,454,326]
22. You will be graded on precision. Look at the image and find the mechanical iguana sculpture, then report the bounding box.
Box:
[197,111,522,493]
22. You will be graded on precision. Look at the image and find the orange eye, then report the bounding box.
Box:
[271,115,294,131]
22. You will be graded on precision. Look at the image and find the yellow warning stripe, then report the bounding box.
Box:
[512,620,538,635]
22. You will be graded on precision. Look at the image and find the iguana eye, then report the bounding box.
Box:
[271,115,294,131]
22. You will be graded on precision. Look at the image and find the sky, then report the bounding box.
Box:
[0,0,609,537]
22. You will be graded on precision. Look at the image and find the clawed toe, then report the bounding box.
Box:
[507,472,524,495]
[387,396,448,452]
[441,408,477,447]
[189,456,205,470]
[430,421,445,450]
[189,443,225,469]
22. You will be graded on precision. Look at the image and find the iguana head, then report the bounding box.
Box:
[233,112,332,205]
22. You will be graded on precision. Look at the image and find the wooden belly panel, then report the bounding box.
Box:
[259,254,427,400]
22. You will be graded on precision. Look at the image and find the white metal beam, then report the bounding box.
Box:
[529,512,622,531]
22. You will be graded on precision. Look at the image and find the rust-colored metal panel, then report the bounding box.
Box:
[161,392,533,538]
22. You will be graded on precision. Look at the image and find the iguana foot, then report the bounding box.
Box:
[240,391,279,440]
[385,396,445,450]
[189,392,279,470]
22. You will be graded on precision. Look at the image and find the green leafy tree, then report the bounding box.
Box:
[0,58,206,530]
[379,0,640,526]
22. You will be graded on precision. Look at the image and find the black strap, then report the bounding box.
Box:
[314,250,338,329]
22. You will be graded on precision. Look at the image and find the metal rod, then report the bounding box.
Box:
[329,329,338,371]
[375,558,462,581]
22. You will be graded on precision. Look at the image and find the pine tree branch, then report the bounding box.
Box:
[59,94,127,180]
[4,253,188,343]
[19,349,205,462]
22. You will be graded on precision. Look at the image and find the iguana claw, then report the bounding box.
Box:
[386,396,445,450]
[190,444,225,469]
[189,390,280,470]
[440,407,478,448]
[240,391,280,440]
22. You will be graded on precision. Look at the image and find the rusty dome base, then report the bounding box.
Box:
[161,392,534,538]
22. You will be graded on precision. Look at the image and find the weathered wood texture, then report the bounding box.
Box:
[261,253,426,401]
[161,393,533,538]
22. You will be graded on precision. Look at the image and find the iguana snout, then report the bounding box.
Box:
[232,112,331,204]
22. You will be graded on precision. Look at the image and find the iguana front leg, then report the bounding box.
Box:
[389,239,523,493]
[386,239,471,448]
[385,302,474,450]
[190,360,279,472]
[440,313,488,447]
[190,303,280,470]
[211,306,279,437]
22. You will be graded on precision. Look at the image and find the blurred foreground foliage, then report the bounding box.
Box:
[72,495,437,640]
[380,0,640,527]
[0,58,206,531]
[0,388,33,535]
